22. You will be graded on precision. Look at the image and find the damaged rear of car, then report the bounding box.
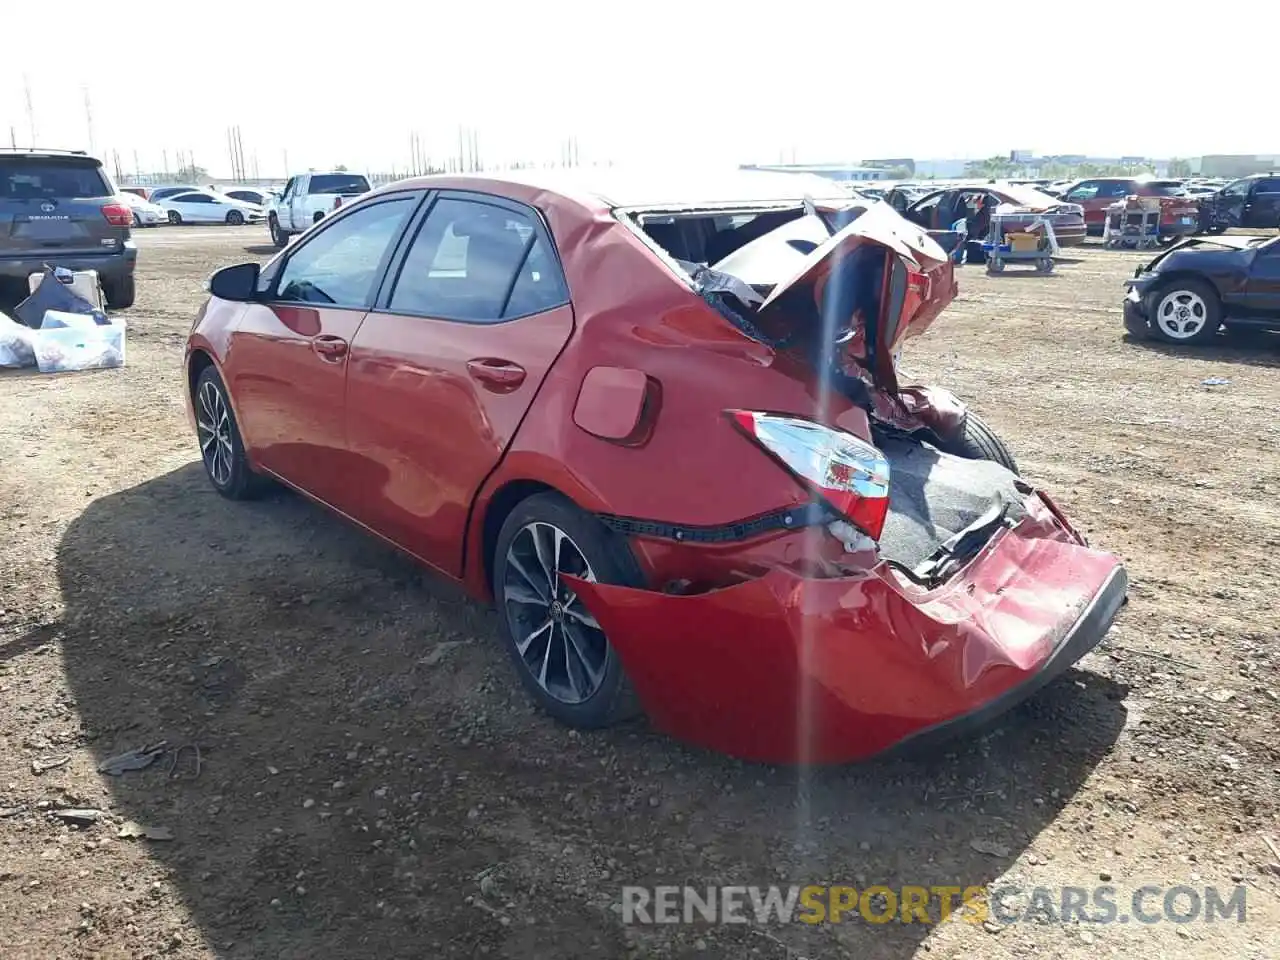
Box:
[523,187,1128,763]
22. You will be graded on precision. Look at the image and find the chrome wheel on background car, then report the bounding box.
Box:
[1152,282,1221,344]
[503,522,607,705]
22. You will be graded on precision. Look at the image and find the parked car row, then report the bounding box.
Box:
[891,182,1088,246]
[861,174,1280,243]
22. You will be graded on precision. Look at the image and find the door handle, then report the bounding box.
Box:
[311,335,348,361]
[466,358,526,392]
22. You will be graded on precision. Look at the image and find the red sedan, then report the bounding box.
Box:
[186,170,1126,764]
[1061,177,1201,240]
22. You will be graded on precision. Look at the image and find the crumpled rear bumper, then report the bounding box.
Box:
[569,498,1126,764]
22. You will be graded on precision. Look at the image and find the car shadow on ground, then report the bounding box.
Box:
[242,245,283,257]
[53,464,1127,959]
[1123,329,1280,369]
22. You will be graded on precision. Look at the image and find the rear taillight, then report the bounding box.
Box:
[728,410,891,540]
[101,202,131,226]
[333,196,343,210]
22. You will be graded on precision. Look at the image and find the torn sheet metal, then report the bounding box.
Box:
[754,202,948,314]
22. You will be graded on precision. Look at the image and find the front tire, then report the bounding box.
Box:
[168,210,182,225]
[1149,280,1221,345]
[225,209,245,226]
[268,215,290,248]
[942,411,1019,474]
[492,493,643,729]
[193,366,265,500]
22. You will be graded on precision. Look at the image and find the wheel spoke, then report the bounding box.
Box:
[530,524,556,589]
[507,553,548,600]
[199,386,215,422]
[561,628,587,700]
[536,626,553,685]
[505,582,546,607]
[563,621,604,689]
[562,597,601,631]
[552,526,566,578]
[516,619,552,657]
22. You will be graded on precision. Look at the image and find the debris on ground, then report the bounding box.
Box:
[31,755,70,775]
[51,808,104,825]
[969,838,1012,858]
[117,821,174,841]
[98,741,169,776]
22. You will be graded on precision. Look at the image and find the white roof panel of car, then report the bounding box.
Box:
[481,167,860,210]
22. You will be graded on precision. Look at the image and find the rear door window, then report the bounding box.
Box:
[0,158,112,200]
[387,197,568,322]
[1254,178,1280,194]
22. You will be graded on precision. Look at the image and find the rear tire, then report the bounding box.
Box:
[943,412,1019,475]
[492,492,644,730]
[102,276,135,310]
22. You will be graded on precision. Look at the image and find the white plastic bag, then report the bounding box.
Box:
[31,319,126,373]
[0,311,36,368]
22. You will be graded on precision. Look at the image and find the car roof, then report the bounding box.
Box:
[383,168,857,211]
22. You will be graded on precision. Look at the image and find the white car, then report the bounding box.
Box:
[157,190,266,226]
[221,187,274,207]
[119,191,168,227]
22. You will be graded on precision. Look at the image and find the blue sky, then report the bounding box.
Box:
[2,0,1275,178]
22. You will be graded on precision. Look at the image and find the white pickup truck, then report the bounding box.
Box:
[267,172,372,247]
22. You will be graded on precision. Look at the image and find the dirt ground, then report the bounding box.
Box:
[1,225,1278,960]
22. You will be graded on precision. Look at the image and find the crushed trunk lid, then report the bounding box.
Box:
[709,200,956,392]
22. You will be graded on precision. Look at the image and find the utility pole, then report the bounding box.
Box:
[9,126,16,149]
[23,74,36,144]
[133,149,140,178]
[162,149,169,178]
[283,149,289,177]
[83,86,95,155]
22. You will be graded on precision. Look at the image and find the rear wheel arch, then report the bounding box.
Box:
[478,479,559,593]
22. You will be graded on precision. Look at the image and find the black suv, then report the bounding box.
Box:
[0,148,137,309]
[1199,174,1280,234]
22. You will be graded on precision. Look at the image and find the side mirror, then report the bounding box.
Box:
[208,262,260,302]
